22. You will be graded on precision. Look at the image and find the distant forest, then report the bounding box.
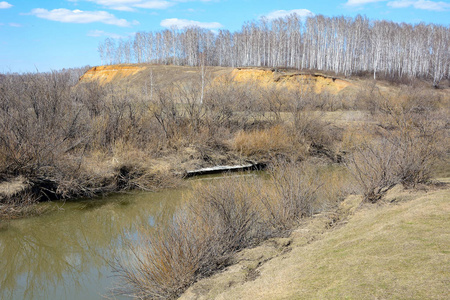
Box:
[98,14,450,85]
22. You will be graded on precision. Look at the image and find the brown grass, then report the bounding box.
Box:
[1,64,448,217]
[232,125,301,158]
[180,183,450,300]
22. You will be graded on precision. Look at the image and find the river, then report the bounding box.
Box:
[0,185,188,300]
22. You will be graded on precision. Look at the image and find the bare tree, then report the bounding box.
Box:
[98,15,449,84]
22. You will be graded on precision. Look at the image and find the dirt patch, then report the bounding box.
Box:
[80,65,147,84]
[80,65,352,94]
[230,68,352,94]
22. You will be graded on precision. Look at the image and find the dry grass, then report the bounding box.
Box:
[232,125,302,158]
[1,64,448,217]
[2,65,447,298]
[0,68,235,208]
[180,183,450,300]
[0,177,52,219]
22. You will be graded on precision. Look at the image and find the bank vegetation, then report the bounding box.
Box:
[0,61,449,298]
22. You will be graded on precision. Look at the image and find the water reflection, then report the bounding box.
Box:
[0,188,184,300]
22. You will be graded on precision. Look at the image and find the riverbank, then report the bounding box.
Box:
[1,64,449,223]
[0,65,357,220]
[0,144,261,220]
[179,180,450,300]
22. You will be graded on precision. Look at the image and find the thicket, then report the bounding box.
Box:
[1,66,448,215]
[102,68,448,300]
[346,88,449,202]
[99,14,450,86]
[0,68,337,213]
[112,161,334,299]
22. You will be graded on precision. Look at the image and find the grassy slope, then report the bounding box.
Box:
[180,183,450,300]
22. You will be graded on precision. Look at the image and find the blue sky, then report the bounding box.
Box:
[1,0,449,73]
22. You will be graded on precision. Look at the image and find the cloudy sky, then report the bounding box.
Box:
[1,0,449,73]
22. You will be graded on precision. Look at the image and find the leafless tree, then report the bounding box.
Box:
[101,14,449,84]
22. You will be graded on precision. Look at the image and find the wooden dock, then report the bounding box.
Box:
[184,162,266,178]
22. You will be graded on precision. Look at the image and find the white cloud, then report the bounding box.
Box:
[160,18,222,29]
[71,0,213,11]
[75,0,175,11]
[388,0,415,7]
[265,9,315,20]
[29,8,134,27]
[84,0,140,5]
[345,0,387,6]
[87,29,126,38]
[9,23,22,27]
[173,0,213,2]
[134,1,174,9]
[387,0,450,10]
[110,5,137,11]
[0,1,12,9]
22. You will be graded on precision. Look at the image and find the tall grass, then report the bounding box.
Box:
[233,125,294,157]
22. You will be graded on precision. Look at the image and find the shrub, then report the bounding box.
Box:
[262,160,323,231]
[112,214,209,300]
[113,176,264,299]
[0,72,92,199]
[346,138,400,203]
[346,108,446,202]
[113,160,338,299]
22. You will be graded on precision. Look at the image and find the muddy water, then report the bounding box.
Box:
[0,187,188,300]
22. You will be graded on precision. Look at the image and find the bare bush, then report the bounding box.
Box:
[113,158,346,299]
[262,160,323,231]
[292,111,334,145]
[0,72,90,195]
[347,107,446,202]
[113,176,264,299]
[384,110,446,187]
[264,84,290,122]
[72,79,105,117]
[346,138,401,203]
[112,159,334,298]
[345,84,448,203]
[188,177,263,254]
[112,214,208,300]
[0,70,177,203]
[203,79,236,129]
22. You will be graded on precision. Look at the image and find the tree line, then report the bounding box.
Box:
[99,14,450,85]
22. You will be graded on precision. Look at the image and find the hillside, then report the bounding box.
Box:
[79,64,354,95]
[180,182,450,300]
